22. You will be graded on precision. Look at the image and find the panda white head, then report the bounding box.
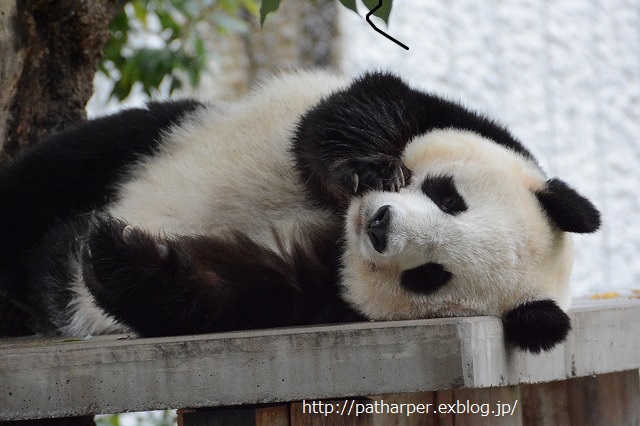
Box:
[341,128,600,353]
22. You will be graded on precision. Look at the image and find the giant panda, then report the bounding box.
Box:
[0,70,600,353]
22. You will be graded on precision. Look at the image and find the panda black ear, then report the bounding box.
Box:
[502,299,571,353]
[535,178,601,233]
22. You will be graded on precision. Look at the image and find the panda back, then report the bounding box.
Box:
[106,71,349,249]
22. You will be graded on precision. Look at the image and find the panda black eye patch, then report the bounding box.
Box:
[421,175,467,215]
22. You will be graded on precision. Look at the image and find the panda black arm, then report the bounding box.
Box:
[291,72,535,208]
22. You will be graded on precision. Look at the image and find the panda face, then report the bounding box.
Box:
[341,129,574,321]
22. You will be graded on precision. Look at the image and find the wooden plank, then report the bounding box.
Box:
[520,379,571,424]
[520,370,640,425]
[566,370,640,425]
[255,405,290,426]
[1,300,639,421]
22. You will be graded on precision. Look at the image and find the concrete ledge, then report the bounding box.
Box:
[1,299,638,421]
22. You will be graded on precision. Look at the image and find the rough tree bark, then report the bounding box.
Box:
[0,0,114,160]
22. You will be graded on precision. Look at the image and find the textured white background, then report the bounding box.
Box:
[339,0,640,296]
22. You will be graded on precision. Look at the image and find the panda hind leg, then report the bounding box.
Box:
[82,216,302,337]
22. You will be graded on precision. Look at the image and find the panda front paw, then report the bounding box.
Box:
[326,156,411,204]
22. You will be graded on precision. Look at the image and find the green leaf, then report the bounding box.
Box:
[259,0,281,26]
[156,9,181,39]
[219,0,240,14]
[131,1,148,27]
[194,37,205,58]
[108,7,130,33]
[101,0,255,101]
[241,0,260,17]
[102,39,125,66]
[338,0,357,13]
[111,82,131,101]
[336,0,393,24]
[362,0,393,24]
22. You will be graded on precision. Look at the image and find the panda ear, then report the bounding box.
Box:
[502,299,571,353]
[535,178,601,233]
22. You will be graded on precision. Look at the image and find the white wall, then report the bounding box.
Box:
[339,0,640,296]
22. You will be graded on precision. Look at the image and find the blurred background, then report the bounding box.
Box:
[87,0,639,299]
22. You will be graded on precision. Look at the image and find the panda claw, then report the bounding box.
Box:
[156,243,170,259]
[84,243,92,259]
[122,225,136,241]
[391,174,401,192]
[352,173,360,194]
[398,166,406,189]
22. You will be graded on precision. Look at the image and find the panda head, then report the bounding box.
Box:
[341,129,601,353]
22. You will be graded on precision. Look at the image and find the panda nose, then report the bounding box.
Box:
[368,205,392,253]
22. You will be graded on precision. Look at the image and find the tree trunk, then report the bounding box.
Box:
[0,0,114,160]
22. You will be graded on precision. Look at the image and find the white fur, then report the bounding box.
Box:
[61,254,131,336]
[341,129,574,320]
[107,70,348,252]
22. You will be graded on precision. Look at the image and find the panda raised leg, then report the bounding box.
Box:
[80,215,360,337]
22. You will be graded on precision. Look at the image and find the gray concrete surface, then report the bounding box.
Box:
[1,299,638,421]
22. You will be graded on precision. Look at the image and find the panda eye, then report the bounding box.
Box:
[421,175,468,215]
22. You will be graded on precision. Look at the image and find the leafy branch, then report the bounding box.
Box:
[100,0,395,101]
[101,0,259,100]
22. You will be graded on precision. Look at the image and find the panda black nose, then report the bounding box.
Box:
[368,205,391,253]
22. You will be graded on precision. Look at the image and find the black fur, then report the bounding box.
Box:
[400,263,452,295]
[535,178,601,233]
[0,100,205,296]
[292,72,534,208]
[26,216,93,333]
[502,299,572,353]
[81,216,361,337]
